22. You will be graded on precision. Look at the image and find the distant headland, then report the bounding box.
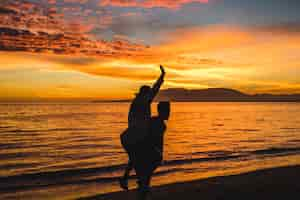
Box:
[92,88,300,103]
[155,88,300,102]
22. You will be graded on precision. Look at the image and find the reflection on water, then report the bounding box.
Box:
[0,102,300,199]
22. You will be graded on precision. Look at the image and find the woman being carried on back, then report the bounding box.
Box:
[119,65,165,191]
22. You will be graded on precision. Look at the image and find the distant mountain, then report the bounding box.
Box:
[156,88,300,102]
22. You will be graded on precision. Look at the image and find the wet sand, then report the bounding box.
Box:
[79,165,300,200]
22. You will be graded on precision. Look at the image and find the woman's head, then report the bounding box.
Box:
[137,85,152,99]
[158,101,170,120]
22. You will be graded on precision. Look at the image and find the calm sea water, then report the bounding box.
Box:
[1,102,300,199]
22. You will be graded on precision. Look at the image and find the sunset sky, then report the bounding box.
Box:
[1,0,300,100]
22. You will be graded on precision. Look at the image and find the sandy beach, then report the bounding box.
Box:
[80,165,300,200]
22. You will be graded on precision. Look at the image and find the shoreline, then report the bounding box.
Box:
[79,165,300,200]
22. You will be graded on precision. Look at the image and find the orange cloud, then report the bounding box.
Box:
[155,25,254,54]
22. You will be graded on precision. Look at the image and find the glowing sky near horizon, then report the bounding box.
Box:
[0,0,300,100]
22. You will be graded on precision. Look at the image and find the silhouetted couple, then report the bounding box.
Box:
[120,65,170,200]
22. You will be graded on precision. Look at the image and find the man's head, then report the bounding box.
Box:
[158,101,170,120]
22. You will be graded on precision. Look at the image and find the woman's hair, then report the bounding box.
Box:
[139,85,151,94]
[136,85,151,97]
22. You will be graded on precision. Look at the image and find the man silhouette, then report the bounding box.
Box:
[134,101,170,200]
[119,65,165,190]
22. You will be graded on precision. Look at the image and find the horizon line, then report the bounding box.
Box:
[1,87,300,103]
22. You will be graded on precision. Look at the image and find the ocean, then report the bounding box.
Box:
[1,102,300,199]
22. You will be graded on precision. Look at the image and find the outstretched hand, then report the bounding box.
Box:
[160,65,165,75]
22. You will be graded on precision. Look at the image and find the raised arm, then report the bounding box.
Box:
[149,65,165,102]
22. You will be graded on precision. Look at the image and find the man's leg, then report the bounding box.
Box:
[135,164,153,200]
[136,174,150,200]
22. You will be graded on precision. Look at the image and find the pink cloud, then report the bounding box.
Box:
[99,0,209,9]
[63,0,89,4]
[48,0,57,4]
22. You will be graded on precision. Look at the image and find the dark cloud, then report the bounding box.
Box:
[258,22,300,34]
[0,26,148,56]
[0,7,17,14]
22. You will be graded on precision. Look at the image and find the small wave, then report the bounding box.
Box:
[2,147,300,192]
[0,143,21,149]
[252,147,300,156]
[0,165,123,192]
[0,164,126,181]
[240,139,266,143]
[206,150,235,157]
[174,147,300,167]
[0,167,188,192]
[212,123,224,127]
[56,144,113,150]
[232,129,260,132]
[0,162,40,171]
[1,128,95,134]
[0,142,52,150]
[0,130,40,135]
[191,150,238,158]
[164,154,243,166]
[0,112,100,121]
[0,151,42,160]
[0,126,14,129]
[288,139,300,143]
[280,127,300,130]
[0,153,246,190]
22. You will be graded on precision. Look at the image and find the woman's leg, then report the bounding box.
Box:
[119,140,136,191]
[119,159,133,190]
[124,160,133,179]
